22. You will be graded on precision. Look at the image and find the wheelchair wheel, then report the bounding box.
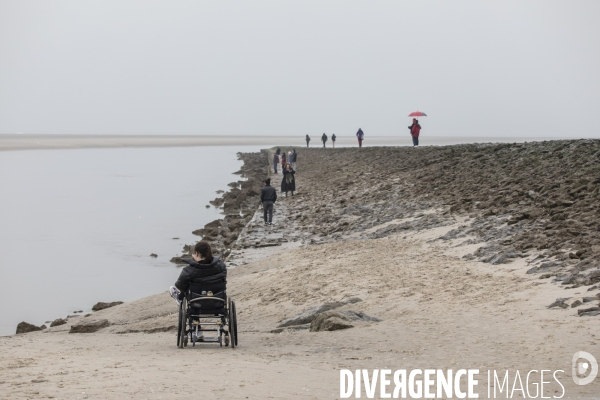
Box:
[177,301,183,347]
[177,300,187,349]
[230,300,238,348]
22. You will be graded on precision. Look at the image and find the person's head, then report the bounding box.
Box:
[412,118,417,123]
[264,178,271,186]
[285,163,291,170]
[192,241,213,263]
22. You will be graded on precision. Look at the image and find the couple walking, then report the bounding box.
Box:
[262,155,296,225]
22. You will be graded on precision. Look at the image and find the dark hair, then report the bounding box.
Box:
[265,178,271,185]
[194,241,213,263]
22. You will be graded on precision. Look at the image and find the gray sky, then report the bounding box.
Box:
[1,1,599,137]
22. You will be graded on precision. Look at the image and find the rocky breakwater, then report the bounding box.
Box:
[171,150,269,263]
[255,141,600,305]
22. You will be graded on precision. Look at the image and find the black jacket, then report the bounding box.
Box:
[175,256,227,293]
[322,133,328,142]
[281,169,296,192]
[261,185,277,202]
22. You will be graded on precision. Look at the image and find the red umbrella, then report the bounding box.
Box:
[408,111,427,117]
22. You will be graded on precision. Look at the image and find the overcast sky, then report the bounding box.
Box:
[0,1,599,137]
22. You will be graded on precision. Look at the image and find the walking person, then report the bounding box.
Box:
[305,135,311,147]
[321,133,328,148]
[408,118,421,146]
[281,163,296,197]
[260,178,277,225]
[273,152,279,174]
[281,152,287,167]
[291,149,297,170]
[332,133,337,148]
[276,147,281,156]
[356,128,364,148]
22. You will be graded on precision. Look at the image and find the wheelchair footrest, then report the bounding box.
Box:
[198,337,219,343]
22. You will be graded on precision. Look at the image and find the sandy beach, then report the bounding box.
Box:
[2,141,600,399]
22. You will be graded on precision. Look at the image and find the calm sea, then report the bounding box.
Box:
[0,146,262,336]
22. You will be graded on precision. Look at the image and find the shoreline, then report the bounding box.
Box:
[0,133,579,152]
[2,140,600,398]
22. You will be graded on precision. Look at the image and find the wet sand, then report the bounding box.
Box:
[0,133,569,151]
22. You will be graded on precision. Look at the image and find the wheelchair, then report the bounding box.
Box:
[177,280,238,348]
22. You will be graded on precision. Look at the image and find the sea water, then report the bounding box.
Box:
[0,145,262,336]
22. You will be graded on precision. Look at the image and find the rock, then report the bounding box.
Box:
[50,318,67,327]
[92,301,123,311]
[309,310,381,332]
[40,325,47,329]
[577,306,600,316]
[150,253,158,258]
[583,270,600,286]
[15,322,44,334]
[582,297,597,303]
[310,313,354,332]
[579,311,600,317]
[270,324,311,334]
[69,319,110,333]
[547,298,570,309]
[170,256,188,265]
[278,298,363,327]
[571,300,582,308]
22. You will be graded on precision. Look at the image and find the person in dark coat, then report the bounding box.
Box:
[169,241,226,303]
[281,163,296,197]
[321,133,328,148]
[276,147,281,155]
[168,241,226,340]
[291,149,297,169]
[281,152,287,166]
[273,153,279,174]
[305,135,310,147]
[332,133,337,148]
[260,178,277,225]
[356,128,364,147]
[408,119,421,146]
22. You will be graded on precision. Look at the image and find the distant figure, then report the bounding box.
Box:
[281,163,296,197]
[321,133,328,148]
[276,147,281,155]
[260,178,277,225]
[281,152,287,166]
[273,153,279,174]
[409,119,421,146]
[291,149,297,169]
[356,128,364,148]
[306,135,311,147]
[332,133,337,148]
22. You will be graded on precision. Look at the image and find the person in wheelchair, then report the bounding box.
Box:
[169,240,227,305]
[170,240,237,347]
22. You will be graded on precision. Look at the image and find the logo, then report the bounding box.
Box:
[572,351,598,386]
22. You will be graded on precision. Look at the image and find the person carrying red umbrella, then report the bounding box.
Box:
[407,111,425,146]
[408,118,421,146]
